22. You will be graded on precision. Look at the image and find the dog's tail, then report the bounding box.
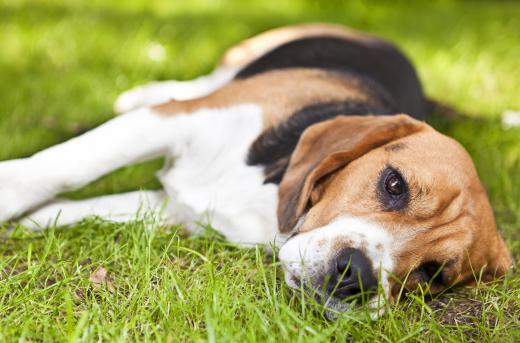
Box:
[427,98,520,128]
[426,98,469,120]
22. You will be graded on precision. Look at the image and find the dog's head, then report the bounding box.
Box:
[277,114,511,316]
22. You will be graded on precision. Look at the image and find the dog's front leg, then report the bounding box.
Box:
[0,108,178,221]
[20,190,167,229]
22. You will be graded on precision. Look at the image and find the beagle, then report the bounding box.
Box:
[0,23,511,316]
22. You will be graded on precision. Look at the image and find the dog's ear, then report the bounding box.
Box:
[277,114,427,232]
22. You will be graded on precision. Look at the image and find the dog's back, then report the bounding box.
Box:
[234,36,427,119]
[218,23,427,119]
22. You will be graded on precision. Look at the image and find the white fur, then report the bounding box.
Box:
[0,108,178,220]
[278,215,396,311]
[157,104,279,245]
[113,67,239,113]
[0,102,279,245]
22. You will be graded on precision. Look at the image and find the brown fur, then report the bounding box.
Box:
[279,115,511,297]
[278,115,426,231]
[154,68,388,128]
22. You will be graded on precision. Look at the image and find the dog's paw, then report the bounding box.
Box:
[0,159,52,221]
[113,87,146,114]
[114,83,172,114]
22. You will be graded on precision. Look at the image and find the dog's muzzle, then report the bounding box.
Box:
[278,216,395,315]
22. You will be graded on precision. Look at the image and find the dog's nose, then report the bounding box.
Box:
[328,248,378,299]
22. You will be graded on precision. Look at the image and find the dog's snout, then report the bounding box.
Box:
[329,248,378,299]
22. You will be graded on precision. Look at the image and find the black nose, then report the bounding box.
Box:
[327,248,378,300]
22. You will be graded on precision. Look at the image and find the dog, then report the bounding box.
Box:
[0,23,511,316]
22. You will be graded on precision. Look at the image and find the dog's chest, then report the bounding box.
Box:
[157,104,280,245]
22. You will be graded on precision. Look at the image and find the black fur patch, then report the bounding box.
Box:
[247,102,392,184]
[235,36,427,118]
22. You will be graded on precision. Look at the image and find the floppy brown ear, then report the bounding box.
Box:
[277,114,427,233]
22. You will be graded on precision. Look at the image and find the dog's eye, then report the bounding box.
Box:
[378,166,409,211]
[385,172,404,196]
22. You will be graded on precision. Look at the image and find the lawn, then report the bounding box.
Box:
[0,0,519,341]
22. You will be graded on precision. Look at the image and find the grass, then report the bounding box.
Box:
[0,0,519,341]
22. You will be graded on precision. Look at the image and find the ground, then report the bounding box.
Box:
[0,0,519,341]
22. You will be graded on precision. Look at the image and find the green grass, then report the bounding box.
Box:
[1,0,519,341]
